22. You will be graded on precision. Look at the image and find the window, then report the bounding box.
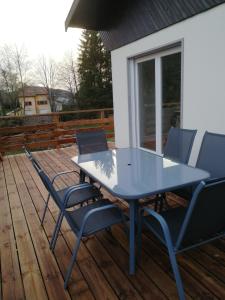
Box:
[25,101,32,106]
[132,46,182,154]
[37,100,48,105]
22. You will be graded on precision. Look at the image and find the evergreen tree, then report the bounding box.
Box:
[77,30,112,109]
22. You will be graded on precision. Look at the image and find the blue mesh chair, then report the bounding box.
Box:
[150,128,197,211]
[24,147,101,226]
[173,131,225,201]
[30,156,104,251]
[34,161,126,289]
[76,129,108,155]
[163,128,197,164]
[76,129,108,183]
[138,178,225,300]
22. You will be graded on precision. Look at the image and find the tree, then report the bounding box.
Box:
[12,45,30,114]
[77,30,112,109]
[36,56,58,111]
[0,45,20,113]
[0,44,31,115]
[58,52,78,106]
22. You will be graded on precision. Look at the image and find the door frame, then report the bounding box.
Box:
[129,45,183,154]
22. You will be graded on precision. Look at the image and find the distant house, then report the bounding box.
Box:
[66,0,225,164]
[19,86,51,115]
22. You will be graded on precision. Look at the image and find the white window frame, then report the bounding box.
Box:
[129,45,183,155]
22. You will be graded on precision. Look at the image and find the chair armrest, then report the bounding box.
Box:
[63,183,96,207]
[205,176,225,185]
[51,170,80,185]
[141,207,174,248]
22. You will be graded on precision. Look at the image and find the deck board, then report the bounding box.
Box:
[1,146,225,299]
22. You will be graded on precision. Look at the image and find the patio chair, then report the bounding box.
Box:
[147,128,197,211]
[76,129,108,183]
[24,147,101,227]
[163,127,197,164]
[34,160,126,289]
[173,131,225,201]
[138,177,225,300]
[30,156,104,250]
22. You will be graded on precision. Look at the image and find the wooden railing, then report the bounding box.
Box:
[0,108,114,156]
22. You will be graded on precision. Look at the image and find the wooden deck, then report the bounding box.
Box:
[2,146,225,299]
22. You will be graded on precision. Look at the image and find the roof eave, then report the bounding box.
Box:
[65,0,116,31]
[65,0,81,31]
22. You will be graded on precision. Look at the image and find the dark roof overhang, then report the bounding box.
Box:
[65,0,129,31]
[65,0,225,51]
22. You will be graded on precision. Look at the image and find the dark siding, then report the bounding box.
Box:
[100,0,225,50]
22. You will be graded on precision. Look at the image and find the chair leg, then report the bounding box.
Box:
[41,193,51,225]
[137,214,143,264]
[105,227,112,234]
[159,193,170,213]
[79,170,85,183]
[50,211,64,250]
[167,245,185,300]
[159,196,164,213]
[64,234,82,289]
[122,215,129,237]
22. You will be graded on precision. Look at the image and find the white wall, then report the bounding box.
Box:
[111,4,225,165]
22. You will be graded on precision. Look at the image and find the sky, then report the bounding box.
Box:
[0,0,82,62]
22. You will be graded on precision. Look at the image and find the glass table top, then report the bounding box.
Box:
[71,148,210,200]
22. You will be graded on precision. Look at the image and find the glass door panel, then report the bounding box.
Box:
[161,52,181,149]
[138,59,156,151]
[134,47,181,154]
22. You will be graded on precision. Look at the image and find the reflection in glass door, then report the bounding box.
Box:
[135,48,182,154]
[162,52,181,149]
[138,59,156,151]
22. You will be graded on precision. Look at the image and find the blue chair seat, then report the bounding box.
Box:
[67,199,124,236]
[143,207,187,244]
[57,185,100,208]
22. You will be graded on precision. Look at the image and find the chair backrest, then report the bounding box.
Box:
[163,127,197,164]
[23,146,32,159]
[76,129,108,155]
[23,146,43,170]
[24,147,62,207]
[196,131,225,179]
[176,179,225,250]
[31,158,62,207]
[28,153,43,172]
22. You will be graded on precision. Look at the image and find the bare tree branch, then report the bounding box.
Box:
[36,56,58,111]
[58,52,78,104]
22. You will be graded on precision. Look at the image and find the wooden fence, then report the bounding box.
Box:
[0,108,114,156]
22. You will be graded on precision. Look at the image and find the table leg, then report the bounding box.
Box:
[129,200,138,275]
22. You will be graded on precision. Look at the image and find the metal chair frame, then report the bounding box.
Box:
[171,131,225,202]
[163,127,197,164]
[24,146,101,231]
[148,128,197,211]
[76,129,108,183]
[33,161,126,289]
[61,196,126,288]
[138,178,225,300]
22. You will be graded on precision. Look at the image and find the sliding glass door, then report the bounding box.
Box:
[138,59,156,151]
[135,47,182,154]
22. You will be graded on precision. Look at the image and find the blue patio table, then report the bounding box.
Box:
[71,148,209,274]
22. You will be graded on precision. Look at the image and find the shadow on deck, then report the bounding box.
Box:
[1,146,225,299]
